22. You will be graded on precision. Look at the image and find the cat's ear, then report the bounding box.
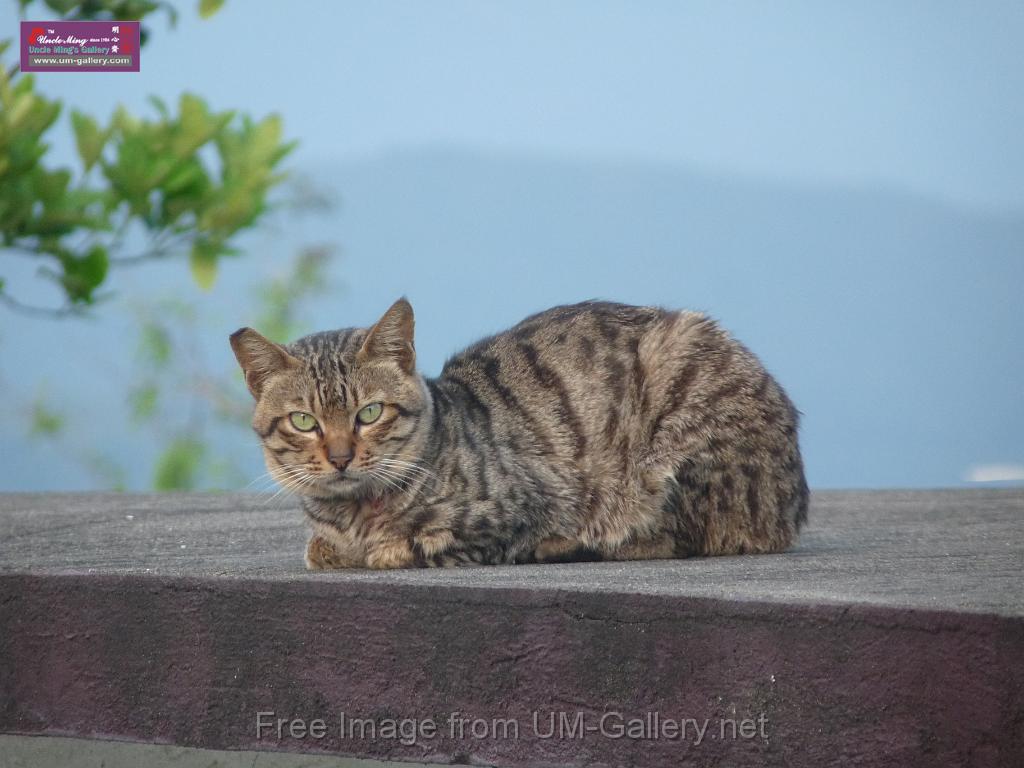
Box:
[357,298,416,374]
[229,328,300,399]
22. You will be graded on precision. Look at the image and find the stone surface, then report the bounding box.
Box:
[0,489,1021,614]
[1,490,1022,768]
[0,734,448,768]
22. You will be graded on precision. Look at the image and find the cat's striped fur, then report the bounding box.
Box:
[231,299,808,569]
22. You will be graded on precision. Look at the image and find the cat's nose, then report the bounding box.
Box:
[328,450,354,472]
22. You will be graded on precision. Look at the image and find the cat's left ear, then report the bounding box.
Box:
[357,298,416,374]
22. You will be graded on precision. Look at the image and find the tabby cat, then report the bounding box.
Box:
[231,299,808,569]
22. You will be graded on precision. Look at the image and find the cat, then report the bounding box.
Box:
[230,299,808,569]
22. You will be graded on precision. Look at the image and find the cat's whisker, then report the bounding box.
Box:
[370,464,434,504]
[378,459,436,476]
[261,468,318,506]
[372,463,420,486]
[242,463,310,490]
[374,465,427,495]
[270,468,313,479]
[378,454,438,470]
[263,486,304,509]
[378,469,437,498]
[368,468,404,494]
[269,464,315,477]
[376,459,439,482]
[369,463,410,483]
[261,484,294,507]
[260,473,313,496]
[258,463,310,477]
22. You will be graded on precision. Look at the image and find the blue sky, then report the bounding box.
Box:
[9,0,1024,211]
[1,1,1022,490]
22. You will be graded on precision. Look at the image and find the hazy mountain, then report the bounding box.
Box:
[2,148,1021,490]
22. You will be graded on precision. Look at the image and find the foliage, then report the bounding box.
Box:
[9,0,340,493]
[22,239,336,491]
[137,245,335,490]
[254,245,334,343]
[153,436,205,491]
[197,0,225,20]
[29,397,64,436]
[17,0,180,46]
[1,0,295,315]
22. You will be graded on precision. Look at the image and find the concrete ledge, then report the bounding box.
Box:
[0,735,443,768]
[1,490,1022,767]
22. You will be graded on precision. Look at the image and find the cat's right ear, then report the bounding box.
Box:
[229,328,300,399]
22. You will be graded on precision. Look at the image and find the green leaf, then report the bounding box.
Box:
[59,245,109,303]
[139,322,172,366]
[198,0,225,18]
[250,114,284,163]
[177,93,213,151]
[161,157,207,195]
[33,169,71,204]
[111,104,140,133]
[43,0,78,15]
[70,111,106,170]
[147,94,170,119]
[129,383,159,421]
[153,437,205,491]
[29,400,64,437]
[0,69,294,318]
[102,133,157,214]
[81,451,127,492]
[189,239,218,290]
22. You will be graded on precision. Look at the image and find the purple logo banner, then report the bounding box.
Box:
[20,20,140,73]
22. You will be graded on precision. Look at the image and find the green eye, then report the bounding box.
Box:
[289,412,318,432]
[356,402,383,425]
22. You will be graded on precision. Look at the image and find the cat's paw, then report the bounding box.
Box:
[304,535,354,570]
[412,528,456,558]
[364,539,416,569]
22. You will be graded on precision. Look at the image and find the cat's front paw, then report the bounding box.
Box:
[364,539,417,569]
[305,535,355,570]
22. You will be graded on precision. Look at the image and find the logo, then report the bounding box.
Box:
[20,20,141,73]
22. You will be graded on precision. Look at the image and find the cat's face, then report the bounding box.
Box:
[230,299,428,500]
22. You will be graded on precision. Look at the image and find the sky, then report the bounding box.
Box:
[1,1,1022,491]
[8,0,1024,211]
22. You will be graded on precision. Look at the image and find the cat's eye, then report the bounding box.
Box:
[356,402,383,425]
[289,411,318,432]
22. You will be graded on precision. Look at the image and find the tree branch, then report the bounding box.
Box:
[2,244,60,260]
[0,292,86,319]
[108,236,190,266]
[108,247,177,266]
